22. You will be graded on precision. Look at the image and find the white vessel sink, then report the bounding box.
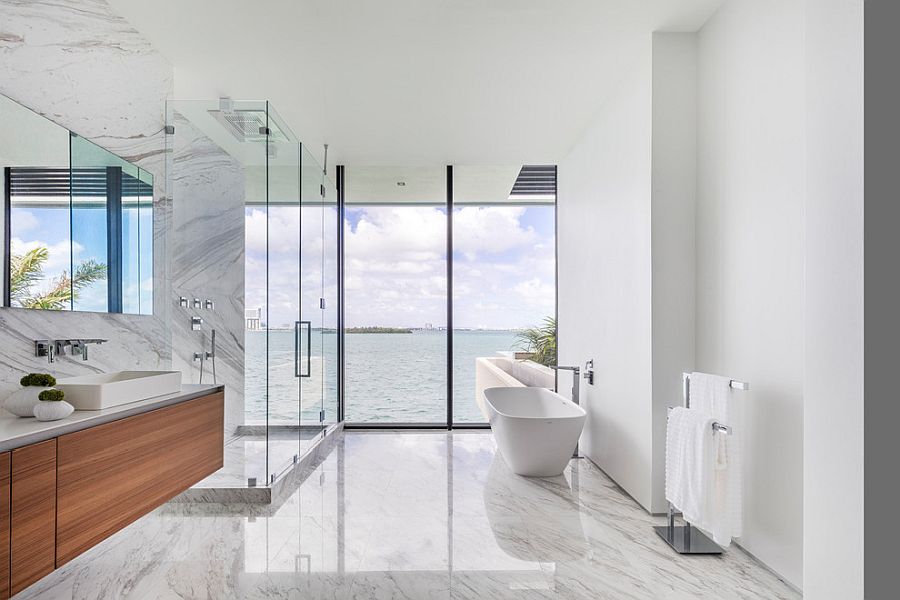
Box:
[56,371,182,411]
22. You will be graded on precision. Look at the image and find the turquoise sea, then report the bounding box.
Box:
[245,329,520,424]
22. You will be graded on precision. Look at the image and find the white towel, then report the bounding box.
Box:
[665,407,716,527]
[689,372,743,546]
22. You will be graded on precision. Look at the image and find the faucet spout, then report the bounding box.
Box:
[550,365,581,406]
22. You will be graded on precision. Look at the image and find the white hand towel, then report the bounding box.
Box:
[665,407,716,527]
[689,372,743,546]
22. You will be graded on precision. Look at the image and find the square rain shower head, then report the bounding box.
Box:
[207,108,291,144]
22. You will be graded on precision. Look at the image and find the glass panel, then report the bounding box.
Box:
[343,167,447,424]
[265,102,303,481]
[170,98,271,488]
[452,166,557,424]
[323,174,339,425]
[137,168,154,314]
[299,144,325,444]
[70,134,135,313]
[1,94,71,310]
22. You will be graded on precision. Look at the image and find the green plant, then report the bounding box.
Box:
[38,389,65,402]
[514,316,557,367]
[20,373,57,387]
[9,246,106,310]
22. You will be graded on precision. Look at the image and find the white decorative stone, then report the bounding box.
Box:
[33,400,75,422]
[3,386,50,417]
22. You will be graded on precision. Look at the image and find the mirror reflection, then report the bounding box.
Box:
[1,93,153,314]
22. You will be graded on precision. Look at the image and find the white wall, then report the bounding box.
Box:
[561,0,864,590]
[558,44,655,510]
[695,0,806,587]
[803,0,864,597]
[650,33,697,513]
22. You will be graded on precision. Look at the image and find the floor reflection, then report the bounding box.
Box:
[19,431,800,599]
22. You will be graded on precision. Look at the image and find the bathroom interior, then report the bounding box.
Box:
[0,0,866,598]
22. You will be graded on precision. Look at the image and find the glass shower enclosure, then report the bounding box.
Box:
[166,99,338,491]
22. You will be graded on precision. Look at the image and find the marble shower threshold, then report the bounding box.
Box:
[174,423,343,503]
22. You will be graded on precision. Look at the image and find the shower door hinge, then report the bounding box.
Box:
[320,298,326,310]
[259,126,271,136]
[165,125,175,135]
[319,409,326,423]
[320,184,326,198]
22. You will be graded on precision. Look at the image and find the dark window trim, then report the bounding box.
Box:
[3,167,11,307]
[337,165,346,424]
[446,165,454,430]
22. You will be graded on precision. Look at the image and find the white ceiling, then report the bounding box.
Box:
[109,0,721,168]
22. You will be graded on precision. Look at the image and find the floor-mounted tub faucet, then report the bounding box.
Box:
[551,362,595,405]
[551,364,591,458]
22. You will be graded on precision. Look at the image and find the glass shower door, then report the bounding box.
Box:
[300,145,326,445]
[322,174,339,425]
[265,102,303,482]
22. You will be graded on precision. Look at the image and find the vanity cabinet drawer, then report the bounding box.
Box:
[9,440,56,596]
[55,392,224,566]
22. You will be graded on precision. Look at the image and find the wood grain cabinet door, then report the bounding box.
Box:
[10,440,56,596]
[0,452,10,600]
[56,392,224,566]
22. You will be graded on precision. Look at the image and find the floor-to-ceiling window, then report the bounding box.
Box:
[341,165,556,426]
[343,167,448,424]
[452,166,557,424]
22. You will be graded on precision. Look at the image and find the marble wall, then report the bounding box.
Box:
[168,114,246,436]
[0,0,173,395]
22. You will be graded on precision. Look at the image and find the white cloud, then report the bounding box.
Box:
[246,205,555,330]
[453,206,537,260]
[13,210,39,232]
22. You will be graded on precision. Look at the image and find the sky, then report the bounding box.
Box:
[245,204,555,330]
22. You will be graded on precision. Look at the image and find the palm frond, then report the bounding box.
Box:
[8,248,107,311]
[514,316,557,367]
[9,247,48,305]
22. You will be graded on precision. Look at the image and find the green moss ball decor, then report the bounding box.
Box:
[38,389,65,402]
[20,373,57,387]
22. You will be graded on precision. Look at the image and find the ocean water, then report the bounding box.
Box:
[245,329,520,424]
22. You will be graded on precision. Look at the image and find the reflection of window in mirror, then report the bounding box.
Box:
[1,93,153,315]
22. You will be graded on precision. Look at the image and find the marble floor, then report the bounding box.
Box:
[19,432,799,599]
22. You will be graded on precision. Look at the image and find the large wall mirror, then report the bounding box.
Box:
[0,93,154,314]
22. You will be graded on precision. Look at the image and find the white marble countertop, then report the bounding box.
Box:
[0,384,224,452]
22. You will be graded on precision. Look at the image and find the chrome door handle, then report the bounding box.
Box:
[295,320,311,378]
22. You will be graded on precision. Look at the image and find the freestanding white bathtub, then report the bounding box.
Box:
[484,386,586,477]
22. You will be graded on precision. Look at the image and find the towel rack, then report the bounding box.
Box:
[654,372,749,555]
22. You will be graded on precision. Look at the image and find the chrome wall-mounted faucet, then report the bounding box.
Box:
[583,359,595,385]
[35,340,54,363]
[35,339,106,362]
[69,339,107,361]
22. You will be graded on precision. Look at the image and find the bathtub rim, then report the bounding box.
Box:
[483,386,586,420]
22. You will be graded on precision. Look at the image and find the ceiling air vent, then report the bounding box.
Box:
[509,165,556,200]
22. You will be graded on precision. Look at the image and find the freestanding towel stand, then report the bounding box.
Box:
[653,372,749,555]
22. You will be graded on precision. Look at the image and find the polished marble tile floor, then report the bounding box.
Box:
[20,432,800,599]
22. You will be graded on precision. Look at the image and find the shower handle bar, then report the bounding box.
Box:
[294,320,312,378]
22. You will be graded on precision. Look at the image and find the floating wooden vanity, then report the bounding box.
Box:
[0,385,223,597]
